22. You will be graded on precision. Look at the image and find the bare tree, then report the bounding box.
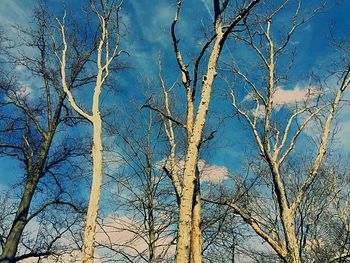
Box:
[170,1,260,262]
[94,101,177,262]
[0,4,92,262]
[302,159,350,263]
[205,1,350,262]
[143,1,261,262]
[54,1,124,262]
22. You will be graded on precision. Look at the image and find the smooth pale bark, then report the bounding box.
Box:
[220,200,287,258]
[270,166,301,263]
[175,143,200,263]
[283,79,349,263]
[80,61,105,262]
[230,14,350,262]
[58,10,117,261]
[190,166,202,263]
[268,161,301,263]
[81,116,103,263]
[160,72,182,201]
[265,21,301,263]
[283,217,301,263]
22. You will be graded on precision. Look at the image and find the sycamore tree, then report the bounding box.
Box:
[53,0,125,262]
[169,1,260,262]
[295,158,350,262]
[0,4,95,262]
[144,1,261,262]
[204,1,350,263]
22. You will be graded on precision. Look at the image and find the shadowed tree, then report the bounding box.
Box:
[0,4,94,262]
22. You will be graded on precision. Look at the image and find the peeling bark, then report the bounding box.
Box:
[190,178,202,263]
[172,1,260,262]
[176,26,224,263]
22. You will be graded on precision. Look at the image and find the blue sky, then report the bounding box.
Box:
[1,0,350,191]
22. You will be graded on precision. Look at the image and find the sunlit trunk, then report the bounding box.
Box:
[190,184,202,263]
[175,141,199,263]
[81,116,103,263]
[175,30,221,263]
[283,215,301,263]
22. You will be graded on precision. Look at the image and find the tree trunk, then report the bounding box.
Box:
[81,116,103,263]
[147,164,156,263]
[190,169,202,263]
[190,190,202,263]
[175,30,222,262]
[283,214,301,263]
[148,201,156,263]
[175,140,200,263]
[0,170,38,263]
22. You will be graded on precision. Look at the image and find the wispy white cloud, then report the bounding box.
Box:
[158,158,229,183]
[246,85,322,119]
[0,0,34,40]
[128,1,173,48]
[95,215,175,260]
[273,85,320,105]
[20,250,87,263]
[0,1,28,24]
[335,107,350,151]
[198,160,229,183]
[15,82,32,97]
[200,0,214,20]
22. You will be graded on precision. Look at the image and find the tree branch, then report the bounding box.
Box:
[202,198,287,259]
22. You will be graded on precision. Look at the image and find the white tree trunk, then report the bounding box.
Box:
[190,189,202,263]
[175,35,221,262]
[81,116,103,263]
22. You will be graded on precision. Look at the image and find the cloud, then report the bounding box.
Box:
[20,250,88,263]
[0,1,29,25]
[158,158,229,183]
[16,83,32,98]
[197,160,229,183]
[20,213,176,262]
[251,105,266,119]
[128,1,173,47]
[103,138,124,174]
[95,215,175,260]
[335,110,350,151]
[4,82,33,104]
[245,85,322,119]
[273,85,320,105]
[13,218,84,263]
[200,0,214,20]
[96,216,146,251]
